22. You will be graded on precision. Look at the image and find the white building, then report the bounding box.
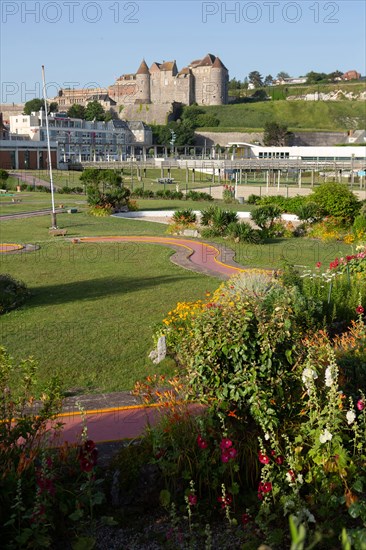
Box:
[10,112,153,164]
[227,142,366,163]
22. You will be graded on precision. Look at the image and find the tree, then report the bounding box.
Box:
[0,169,9,183]
[264,74,274,86]
[328,70,343,82]
[85,101,106,121]
[306,71,327,84]
[23,99,57,115]
[248,71,263,88]
[23,98,44,115]
[263,121,294,146]
[67,104,86,119]
[276,71,290,81]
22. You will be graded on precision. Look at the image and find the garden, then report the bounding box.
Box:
[1,179,366,548]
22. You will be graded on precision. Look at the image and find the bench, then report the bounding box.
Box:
[49,229,67,237]
[157,178,175,184]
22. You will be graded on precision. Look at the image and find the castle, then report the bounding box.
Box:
[56,54,229,124]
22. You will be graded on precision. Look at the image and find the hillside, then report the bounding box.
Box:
[197,100,366,132]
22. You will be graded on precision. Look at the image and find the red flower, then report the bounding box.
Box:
[316,262,321,268]
[80,458,94,472]
[84,440,96,452]
[197,435,208,449]
[242,513,251,525]
[188,494,197,506]
[218,493,233,508]
[258,451,270,464]
[357,399,365,411]
[356,305,365,315]
[275,455,284,465]
[258,482,272,494]
[219,438,232,450]
[270,449,276,456]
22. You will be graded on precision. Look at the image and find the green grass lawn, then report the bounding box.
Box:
[1,211,354,394]
[0,192,87,215]
[1,213,219,393]
[196,100,365,131]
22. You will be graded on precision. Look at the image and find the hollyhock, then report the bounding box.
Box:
[356,305,365,315]
[188,494,197,506]
[197,435,208,449]
[275,455,284,465]
[258,451,270,464]
[357,399,365,411]
[218,493,233,508]
[219,438,232,450]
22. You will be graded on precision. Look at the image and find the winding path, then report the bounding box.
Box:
[78,235,247,279]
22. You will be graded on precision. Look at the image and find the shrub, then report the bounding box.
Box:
[310,182,361,223]
[247,194,261,205]
[0,169,9,183]
[186,190,213,202]
[200,206,238,235]
[294,201,323,223]
[0,274,30,315]
[171,209,197,225]
[226,221,260,243]
[250,204,283,236]
[308,216,348,241]
[352,214,366,241]
[88,205,113,217]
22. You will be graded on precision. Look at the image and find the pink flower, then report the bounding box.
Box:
[197,435,208,449]
[316,262,321,268]
[357,399,365,411]
[356,305,365,315]
[275,455,284,465]
[221,451,229,463]
[228,447,237,459]
[188,494,197,506]
[220,438,233,450]
[258,451,270,464]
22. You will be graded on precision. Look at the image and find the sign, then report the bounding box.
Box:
[358,170,366,177]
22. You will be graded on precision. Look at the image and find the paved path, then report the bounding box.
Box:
[0,208,64,221]
[12,172,56,189]
[78,235,247,279]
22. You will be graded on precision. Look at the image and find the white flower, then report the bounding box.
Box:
[286,472,294,484]
[346,410,356,425]
[319,428,332,443]
[297,474,304,484]
[302,367,318,385]
[325,366,334,387]
[264,432,270,440]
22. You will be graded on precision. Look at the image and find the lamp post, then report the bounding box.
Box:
[41,65,57,228]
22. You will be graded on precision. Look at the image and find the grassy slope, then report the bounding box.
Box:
[197,101,365,131]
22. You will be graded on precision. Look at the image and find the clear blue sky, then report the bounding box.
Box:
[1,0,365,103]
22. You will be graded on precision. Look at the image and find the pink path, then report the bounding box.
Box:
[48,404,204,445]
[78,235,245,278]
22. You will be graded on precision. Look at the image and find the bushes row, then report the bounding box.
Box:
[131,187,213,202]
[248,183,362,224]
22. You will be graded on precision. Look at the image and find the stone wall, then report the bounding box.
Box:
[120,103,178,125]
[0,104,24,122]
[195,131,349,147]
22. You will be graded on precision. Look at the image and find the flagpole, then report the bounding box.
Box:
[41,65,57,228]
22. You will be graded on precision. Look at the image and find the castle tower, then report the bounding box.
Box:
[210,56,228,105]
[136,59,151,103]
